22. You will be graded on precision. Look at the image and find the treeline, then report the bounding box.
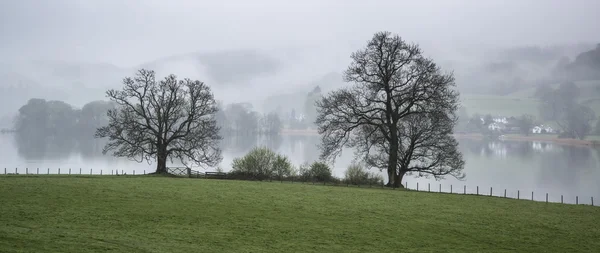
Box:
[14,98,289,140]
[216,102,282,135]
[14,98,115,140]
[535,82,600,139]
[225,147,383,185]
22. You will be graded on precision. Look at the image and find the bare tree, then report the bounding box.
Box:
[96,69,222,174]
[315,31,464,187]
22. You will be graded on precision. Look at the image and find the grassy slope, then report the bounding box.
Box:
[1,176,599,253]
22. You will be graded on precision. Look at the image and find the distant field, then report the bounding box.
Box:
[460,94,541,118]
[1,176,599,252]
[461,80,600,122]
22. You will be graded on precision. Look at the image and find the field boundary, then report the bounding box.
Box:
[1,168,596,207]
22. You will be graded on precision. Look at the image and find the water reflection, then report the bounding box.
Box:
[13,132,77,161]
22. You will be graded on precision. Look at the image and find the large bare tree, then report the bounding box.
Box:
[96,69,222,174]
[315,31,464,187]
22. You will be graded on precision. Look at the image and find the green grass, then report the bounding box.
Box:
[1,176,599,252]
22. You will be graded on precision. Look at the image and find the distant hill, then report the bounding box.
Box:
[138,49,282,86]
[457,43,597,95]
[261,72,344,114]
[0,72,69,118]
[556,44,600,82]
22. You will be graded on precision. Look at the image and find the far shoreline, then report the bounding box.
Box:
[280,129,600,147]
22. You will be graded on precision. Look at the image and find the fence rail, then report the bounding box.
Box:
[1,167,595,207]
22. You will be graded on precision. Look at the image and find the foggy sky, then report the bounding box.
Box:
[2,0,599,67]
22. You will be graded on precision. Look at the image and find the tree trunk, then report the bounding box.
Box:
[388,132,400,188]
[386,169,395,187]
[394,170,405,188]
[156,152,168,174]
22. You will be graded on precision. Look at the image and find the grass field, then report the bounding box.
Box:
[1,176,599,252]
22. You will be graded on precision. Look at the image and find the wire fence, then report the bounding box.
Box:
[1,167,595,207]
[2,167,146,176]
[401,181,595,206]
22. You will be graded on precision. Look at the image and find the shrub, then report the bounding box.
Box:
[344,163,368,185]
[297,162,312,182]
[231,147,277,180]
[344,163,384,185]
[309,161,332,182]
[272,155,294,180]
[230,147,294,181]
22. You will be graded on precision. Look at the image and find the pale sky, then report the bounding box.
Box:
[1,0,599,67]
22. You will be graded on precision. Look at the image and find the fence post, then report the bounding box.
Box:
[417,182,419,191]
[576,196,578,205]
[26,168,28,174]
[518,190,520,200]
[101,170,103,175]
[90,169,92,175]
[37,168,39,174]
[122,170,124,175]
[144,170,146,175]
[464,185,466,194]
[428,183,430,192]
[4,168,6,174]
[47,168,49,175]
[592,197,594,206]
[59,168,61,174]
[504,189,506,198]
[490,187,492,196]
[477,186,479,195]
[531,191,534,201]
[134,170,136,176]
[69,168,71,175]
[15,168,17,174]
[561,195,563,204]
[439,184,441,193]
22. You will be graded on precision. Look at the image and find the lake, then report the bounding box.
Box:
[1,133,599,204]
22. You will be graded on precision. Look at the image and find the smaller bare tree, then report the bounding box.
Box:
[96,69,222,174]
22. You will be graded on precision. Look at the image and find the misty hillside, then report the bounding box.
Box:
[261,72,344,113]
[0,72,69,119]
[139,49,282,85]
[457,43,599,95]
[1,43,599,119]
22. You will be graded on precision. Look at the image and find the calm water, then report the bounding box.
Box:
[1,134,599,204]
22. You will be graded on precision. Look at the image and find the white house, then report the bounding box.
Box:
[532,125,554,134]
[488,122,505,131]
[493,117,508,124]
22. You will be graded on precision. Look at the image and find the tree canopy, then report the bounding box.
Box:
[96,69,222,174]
[315,31,464,187]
